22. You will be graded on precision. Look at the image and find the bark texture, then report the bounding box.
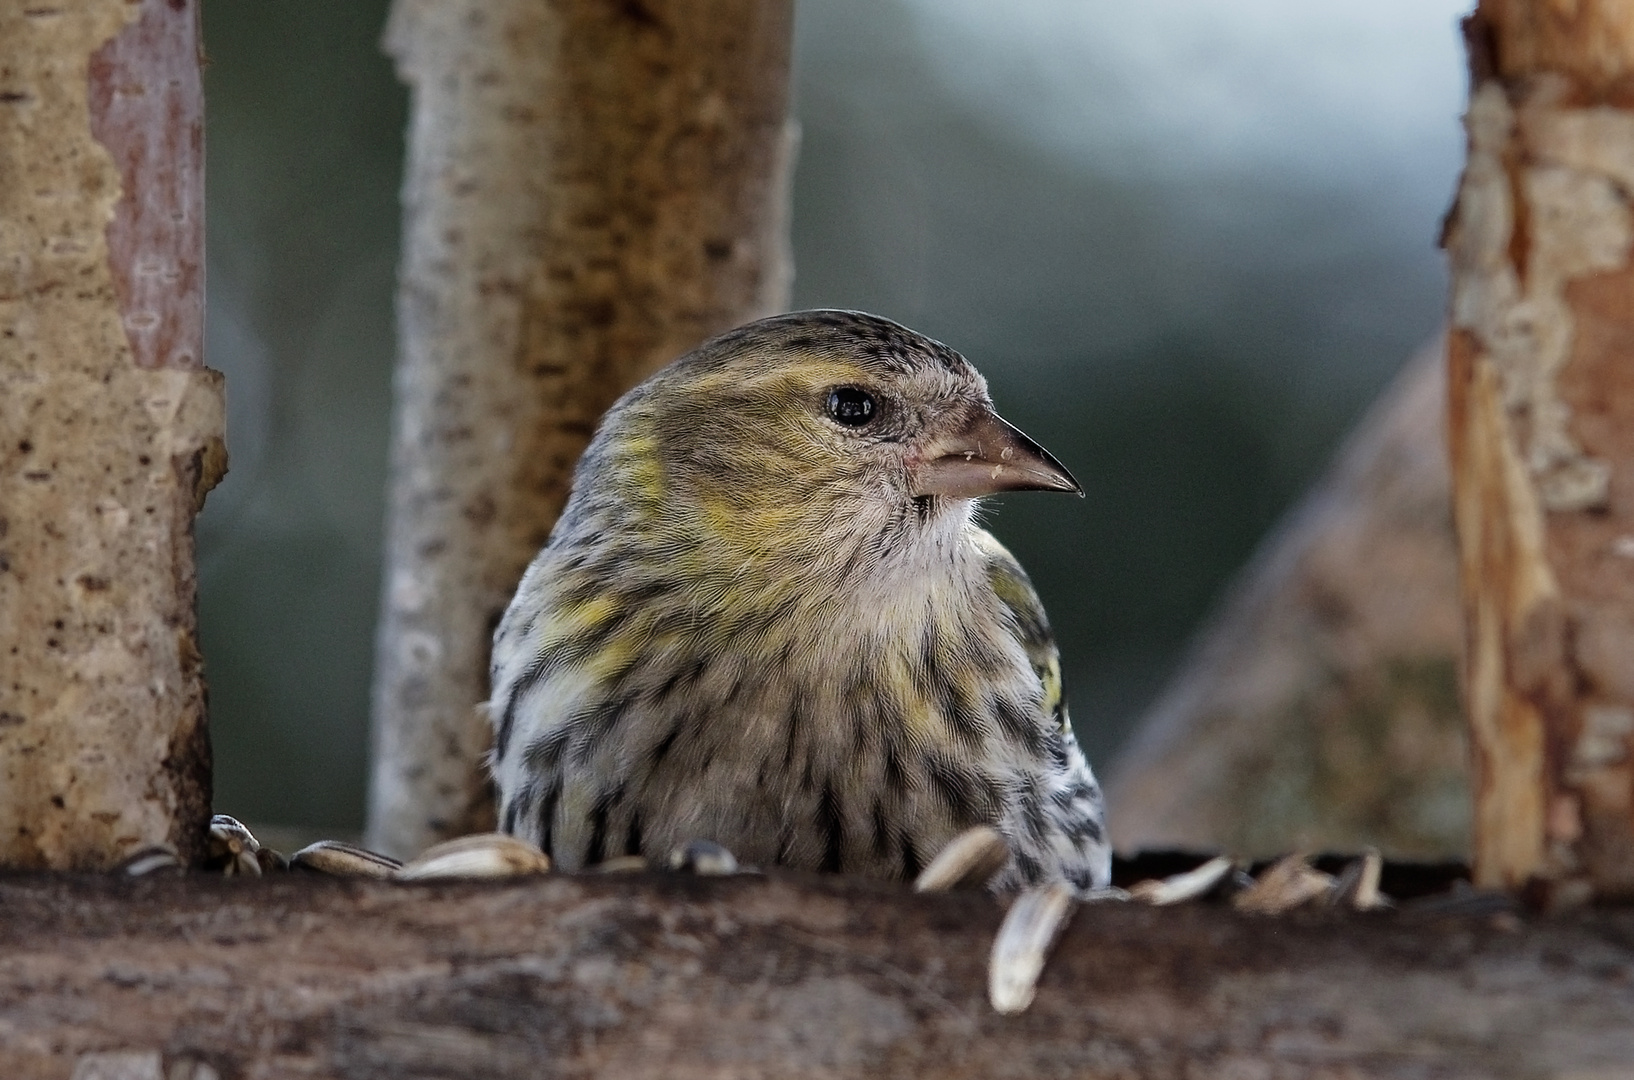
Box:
[1446,0,1634,900]
[368,0,797,859]
[1108,344,1469,859]
[0,871,1630,1079]
[0,0,221,869]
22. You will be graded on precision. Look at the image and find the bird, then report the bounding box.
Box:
[485,310,1110,897]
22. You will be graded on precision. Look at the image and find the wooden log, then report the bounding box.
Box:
[366,0,797,859]
[1446,0,1634,900]
[0,0,220,868]
[0,870,1630,1078]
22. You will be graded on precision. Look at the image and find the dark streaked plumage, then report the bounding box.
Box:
[487,310,1109,893]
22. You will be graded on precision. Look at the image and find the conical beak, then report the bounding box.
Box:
[909,407,1083,499]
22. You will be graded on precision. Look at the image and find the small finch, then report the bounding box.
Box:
[487,310,1110,895]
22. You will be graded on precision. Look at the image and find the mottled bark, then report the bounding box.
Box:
[1446,0,1634,900]
[1108,343,1469,859]
[368,0,797,858]
[1,871,1630,1079]
[0,0,220,869]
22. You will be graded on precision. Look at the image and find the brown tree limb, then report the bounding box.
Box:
[367,0,797,859]
[1108,342,1468,860]
[0,871,1630,1078]
[0,0,220,869]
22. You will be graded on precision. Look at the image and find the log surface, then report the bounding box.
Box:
[2,871,1631,1079]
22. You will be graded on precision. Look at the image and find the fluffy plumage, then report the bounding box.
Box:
[487,310,1110,894]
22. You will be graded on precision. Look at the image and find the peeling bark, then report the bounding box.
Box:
[0,871,1630,1079]
[367,0,797,859]
[0,0,220,869]
[1447,0,1634,899]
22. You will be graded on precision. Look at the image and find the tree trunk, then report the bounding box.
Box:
[367,0,797,859]
[1,870,1630,1079]
[0,0,220,869]
[1108,342,1469,860]
[1446,0,1634,901]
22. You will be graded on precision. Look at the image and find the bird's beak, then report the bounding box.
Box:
[909,407,1083,499]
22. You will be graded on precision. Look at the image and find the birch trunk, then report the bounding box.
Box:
[0,0,220,869]
[1446,0,1634,900]
[368,0,796,858]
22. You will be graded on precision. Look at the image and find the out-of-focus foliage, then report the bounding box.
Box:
[198,0,1464,829]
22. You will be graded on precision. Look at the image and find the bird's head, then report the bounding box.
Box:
[590,311,1080,565]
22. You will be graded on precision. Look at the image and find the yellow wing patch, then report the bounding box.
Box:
[977,529,1069,732]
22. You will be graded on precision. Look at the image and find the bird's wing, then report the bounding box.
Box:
[973,529,1069,735]
[974,527,1111,893]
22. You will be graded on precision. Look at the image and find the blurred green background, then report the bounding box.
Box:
[198,0,1468,831]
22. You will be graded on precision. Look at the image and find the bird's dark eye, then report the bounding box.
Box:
[825,387,876,427]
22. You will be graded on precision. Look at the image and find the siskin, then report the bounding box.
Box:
[487,311,1109,895]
